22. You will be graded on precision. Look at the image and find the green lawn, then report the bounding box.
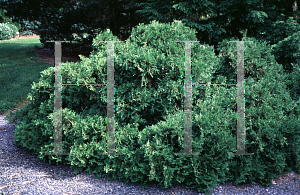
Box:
[0,37,54,115]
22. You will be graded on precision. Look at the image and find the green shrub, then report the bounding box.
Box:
[20,19,36,32]
[271,31,300,73]
[0,100,17,113]
[21,30,34,36]
[271,31,300,102]
[0,22,19,40]
[254,16,300,46]
[0,9,21,30]
[0,8,13,24]
[34,10,101,51]
[31,1,127,51]
[5,20,300,194]
[212,36,300,187]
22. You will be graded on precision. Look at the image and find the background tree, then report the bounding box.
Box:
[128,0,300,55]
[1,0,299,52]
[0,0,146,50]
[1,0,299,90]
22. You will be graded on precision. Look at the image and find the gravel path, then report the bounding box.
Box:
[1,110,300,194]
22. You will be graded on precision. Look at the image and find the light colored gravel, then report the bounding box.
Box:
[0,112,207,194]
[1,111,300,195]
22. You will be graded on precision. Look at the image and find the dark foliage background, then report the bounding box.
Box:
[1,0,300,194]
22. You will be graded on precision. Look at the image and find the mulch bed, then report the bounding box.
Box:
[1,32,95,65]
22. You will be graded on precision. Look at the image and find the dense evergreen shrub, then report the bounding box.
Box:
[253,16,300,46]
[5,20,300,194]
[0,22,19,40]
[32,4,104,51]
[271,31,300,73]
[212,37,300,186]
[271,31,300,102]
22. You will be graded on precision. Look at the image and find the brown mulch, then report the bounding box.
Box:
[0,33,41,42]
[0,32,96,65]
[33,46,83,65]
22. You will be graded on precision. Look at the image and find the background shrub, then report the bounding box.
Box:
[271,31,300,103]
[0,8,21,34]
[0,22,19,40]
[0,8,12,24]
[21,30,34,35]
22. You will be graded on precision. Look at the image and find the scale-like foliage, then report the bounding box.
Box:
[5,20,300,194]
[212,36,300,187]
[271,31,300,103]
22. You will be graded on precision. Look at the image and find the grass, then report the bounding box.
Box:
[0,37,105,195]
[0,37,54,115]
